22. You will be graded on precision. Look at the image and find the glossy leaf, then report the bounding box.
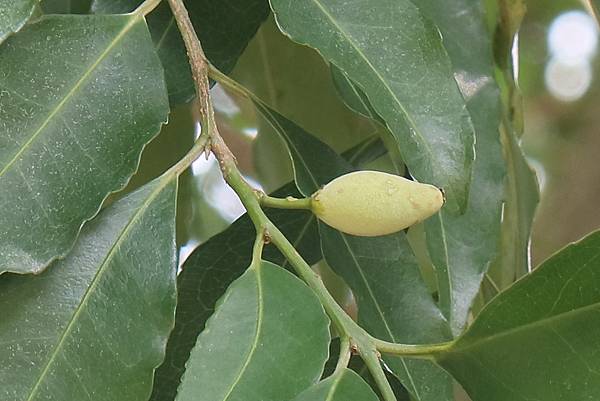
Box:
[270,0,476,212]
[175,260,330,401]
[416,0,506,334]
[320,226,454,401]
[0,14,169,274]
[292,368,379,401]
[0,0,37,43]
[92,0,269,104]
[0,176,178,401]
[254,101,352,196]
[150,183,321,401]
[437,230,600,401]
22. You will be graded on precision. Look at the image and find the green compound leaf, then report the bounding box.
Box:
[0,0,38,43]
[175,261,330,401]
[0,176,177,401]
[92,0,269,104]
[438,230,600,401]
[291,368,379,401]
[270,0,475,213]
[0,14,169,275]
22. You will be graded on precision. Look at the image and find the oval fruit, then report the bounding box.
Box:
[311,170,444,237]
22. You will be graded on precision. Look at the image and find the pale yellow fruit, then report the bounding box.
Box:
[311,170,444,237]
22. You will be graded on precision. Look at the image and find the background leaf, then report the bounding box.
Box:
[0,0,38,43]
[0,176,177,401]
[291,368,379,401]
[415,0,507,334]
[437,229,600,401]
[320,226,455,401]
[231,17,374,191]
[330,65,380,122]
[254,101,352,196]
[0,14,169,274]
[270,0,476,212]
[175,261,330,401]
[92,0,269,104]
[486,0,539,295]
[487,128,539,293]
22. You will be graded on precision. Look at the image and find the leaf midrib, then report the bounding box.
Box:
[0,13,143,179]
[447,299,600,356]
[220,264,265,401]
[337,232,422,400]
[306,0,435,164]
[25,178,171,401]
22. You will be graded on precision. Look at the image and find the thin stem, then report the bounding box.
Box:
[361,349,396,401]
[167,134,210,177]
[259,194,313,210]
[374,339,453,358]
[167,0,217,143]
[209,65,258,102]
[134,0,163,16]
[334,336,352,374]
[251,231,265,266]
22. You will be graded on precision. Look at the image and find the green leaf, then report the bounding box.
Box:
[175,260,330,401]
[330,65,379,121]
[320,226,454,401]
[437,230,600,401]
[414,0,506,334]
[291,368,379,401]
[40,0,92,13]
[232,17,374,191]
[0,0,37,43]
[92,0,269,104]
[0,176,177,401]
[150,183,321,401]
[270,0,476,212]
[487,128,539,292]
[0,14,169,275]
[254,101,352,196]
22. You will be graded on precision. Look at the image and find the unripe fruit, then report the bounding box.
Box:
[311,170,444,237]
